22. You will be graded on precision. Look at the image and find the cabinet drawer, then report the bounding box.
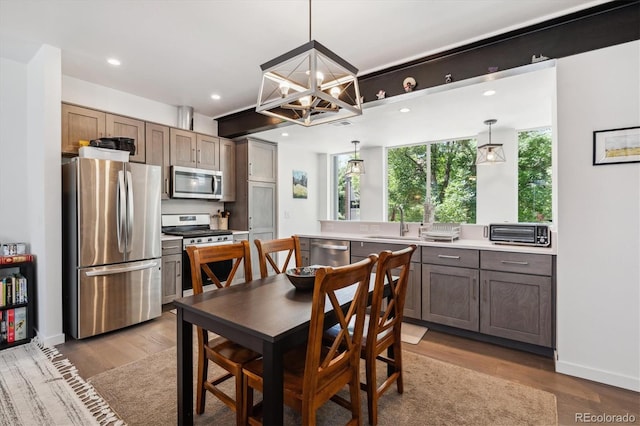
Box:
[162,240,182,255]
[422,247,478,268]
[299,237,309,251]
[481,251,552,276]
[351,241,420,262]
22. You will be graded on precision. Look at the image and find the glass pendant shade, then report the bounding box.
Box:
[257,40,362,126]
[476,119,506,165]
[346,140,365,175]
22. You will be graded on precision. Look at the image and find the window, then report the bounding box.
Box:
[387,139,477,224]
[518,128,552,222]
[333,154,361,220]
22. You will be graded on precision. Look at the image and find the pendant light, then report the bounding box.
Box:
[256,0,362,126]
[346,140,365,175]
[476,119,506,165]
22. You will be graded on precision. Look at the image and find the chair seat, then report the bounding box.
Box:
[325,315,393,349]
[206,336,261,364]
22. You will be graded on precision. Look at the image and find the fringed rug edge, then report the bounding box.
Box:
[31,336,126,426]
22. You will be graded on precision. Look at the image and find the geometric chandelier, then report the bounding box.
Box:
[256,1,362,126]
[476,119,506,165]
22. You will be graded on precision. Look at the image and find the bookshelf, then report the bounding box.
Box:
[0,255,36,350]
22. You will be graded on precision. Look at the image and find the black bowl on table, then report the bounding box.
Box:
[285,266,320,291]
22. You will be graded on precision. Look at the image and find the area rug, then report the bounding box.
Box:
[89,346,557,426]
[0,339,122,426]
[400,323,428,345]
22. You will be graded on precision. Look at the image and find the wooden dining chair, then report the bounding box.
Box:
[361,244,417,425]
[254,235,302,278]
[241,254,378,426]
[186,241,260,425]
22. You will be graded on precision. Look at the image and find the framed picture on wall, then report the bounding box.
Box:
[292,170,308,199]
[593,126,640,165]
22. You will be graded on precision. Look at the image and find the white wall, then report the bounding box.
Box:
[27,45,64,345]
[556,40,640,391]
[62,76,216,135]
[359,146,386,221]
[476,128,519,224]
[277,143,322,238]
[0,58,29,242]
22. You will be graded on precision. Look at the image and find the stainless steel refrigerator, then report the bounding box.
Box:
[62,157,162,339]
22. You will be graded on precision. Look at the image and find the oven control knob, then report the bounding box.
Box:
[196,238,202,243]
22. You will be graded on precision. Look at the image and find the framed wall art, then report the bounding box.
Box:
[292,170,308,199]
[593,126,640,165]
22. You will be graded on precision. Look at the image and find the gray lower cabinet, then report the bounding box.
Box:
[299,237,310,266]
[479,251,553,347]
[421,247,480,330]
[351,241,421,320]
[422,264,479,331]
[161,240,182,304]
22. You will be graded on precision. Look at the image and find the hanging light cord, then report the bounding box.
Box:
[308,0,312,42]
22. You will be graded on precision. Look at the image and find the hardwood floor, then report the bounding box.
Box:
[56,311,639,426]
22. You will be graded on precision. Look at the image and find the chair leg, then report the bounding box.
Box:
[349,366,362,426]
[196,351,208,415]
[242,374,253,425]
[235,370,244,426]
[394,341,403,394]
[365,352,377,425]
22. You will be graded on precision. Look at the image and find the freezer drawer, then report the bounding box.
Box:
[74,259,162,339]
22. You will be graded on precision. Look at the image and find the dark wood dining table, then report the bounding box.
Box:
[174,272,385,425]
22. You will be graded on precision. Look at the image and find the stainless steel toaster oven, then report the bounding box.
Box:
[489,223,551,247]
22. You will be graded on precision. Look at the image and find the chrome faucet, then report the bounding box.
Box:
[398,206,409,236]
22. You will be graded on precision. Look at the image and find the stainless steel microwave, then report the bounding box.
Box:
[489,223,551,247]
[171,166,222,200]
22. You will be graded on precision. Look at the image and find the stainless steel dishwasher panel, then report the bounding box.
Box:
[310,239,350,267]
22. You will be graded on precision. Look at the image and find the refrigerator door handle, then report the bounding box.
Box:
[85,260,160,277]
[117,170,127,253]
[126,170,134,253]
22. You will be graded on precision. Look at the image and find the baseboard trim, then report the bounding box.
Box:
[35,330,66,347]
[555,360,640,392]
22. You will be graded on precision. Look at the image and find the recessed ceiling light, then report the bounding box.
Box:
[483,90,496,96]
[210,94,221,100]
[107,58,121,66]
[399,107,411,113]
[281,132,289,137]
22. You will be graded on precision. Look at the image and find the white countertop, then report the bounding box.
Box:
[161,234,183,241]
[296,232,556,255]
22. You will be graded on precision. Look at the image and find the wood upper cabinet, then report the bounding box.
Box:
[106,114,145,163]
[61,103,146,162]
[195,134,219,170]
[145,122,170,199]
[62,104,106,155]
[169,128,197,168]
[220,138,236,201]
[248,139,277,182]
[169,129,219,170]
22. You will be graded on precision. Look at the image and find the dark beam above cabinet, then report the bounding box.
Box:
[217,0,639,139]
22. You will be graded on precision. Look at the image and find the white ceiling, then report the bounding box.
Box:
[0,0,607,152]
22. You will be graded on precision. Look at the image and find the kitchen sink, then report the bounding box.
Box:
[365,235,422,241]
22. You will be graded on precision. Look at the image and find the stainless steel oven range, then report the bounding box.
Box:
[161,214,233,296]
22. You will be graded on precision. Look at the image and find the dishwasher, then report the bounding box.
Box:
[310,239,351,267]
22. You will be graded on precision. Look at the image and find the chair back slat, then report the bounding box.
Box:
[255,236,302,278]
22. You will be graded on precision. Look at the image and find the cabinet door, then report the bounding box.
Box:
[403,262,421,319]
[248,182,276,233]
[145,123,170,199]
[220,138,236,201]
[480,270,552,347]
[196,134,219,170]
[61,104,105,155]
[248,140,277,182]
[162,253,182,304]
[170,128,197,167]
[422,264,479,331]
[106,114,146,163]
